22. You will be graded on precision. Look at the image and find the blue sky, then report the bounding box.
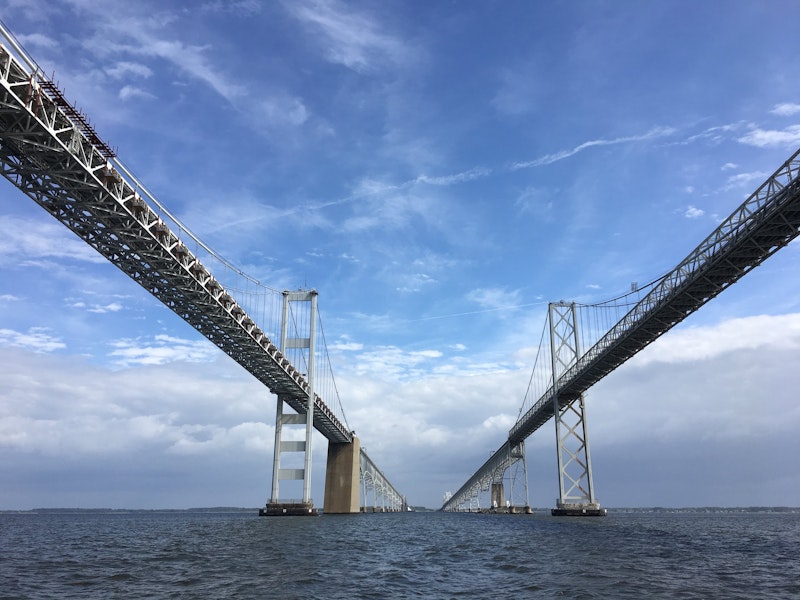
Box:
[1,0,800,510]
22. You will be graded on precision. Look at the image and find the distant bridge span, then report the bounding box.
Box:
[444,146,800,513]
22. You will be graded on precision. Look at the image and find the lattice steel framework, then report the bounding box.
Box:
[440,440,527,511]
[443,146,800,512]
[0,24,407,508]
[549,302,599,512]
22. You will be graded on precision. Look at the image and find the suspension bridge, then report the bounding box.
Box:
[0,22,405,516]
[2,21,799,518]
[442,145,800,514]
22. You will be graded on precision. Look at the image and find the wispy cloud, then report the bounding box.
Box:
[466,287,523,311]
[109,334,218,367]
[346,345,445,380]
[676,122,743,146]
[284,0,411,72]
[105,61,153,79]
[118,85,156,101]
[770,103,800,117]
[16,32,58,49]
[738,125,800,148]
[200,0,261,16]
[396,272,437,294]
[58,3,306,130]
[0,327,66,352]
[725,171,769,190]
[89,302,124,314]
[512,126,676,169]
[415,167,490,186]
[0,216,106,265]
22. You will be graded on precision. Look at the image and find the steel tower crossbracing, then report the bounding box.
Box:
[443,146,800,512]
[548,303,601,515]
[0,26,406,513]
[271,291,318,508]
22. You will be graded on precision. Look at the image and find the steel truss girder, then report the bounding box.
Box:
[441,440,525,511]
[509,147,800,445]
[0,36,353,444]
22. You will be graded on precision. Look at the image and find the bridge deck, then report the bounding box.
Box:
[0,36,352,444]
[445,148,800,510]
[509,154,800,444]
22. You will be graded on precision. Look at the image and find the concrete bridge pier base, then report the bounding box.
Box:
[491,483,505,509]
[323,436,361,514]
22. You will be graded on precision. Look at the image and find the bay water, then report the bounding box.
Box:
[1,509,798,598]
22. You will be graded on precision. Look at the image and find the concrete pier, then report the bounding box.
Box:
[551,503,607,517]
[323,436,361,514]
[490,483,505,510]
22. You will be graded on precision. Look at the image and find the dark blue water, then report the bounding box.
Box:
[1,510,798,599]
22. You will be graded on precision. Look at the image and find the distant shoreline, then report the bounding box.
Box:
[1,506,798,514]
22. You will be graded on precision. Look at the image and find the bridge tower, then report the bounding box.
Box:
[266,290,319,516]
[549,302,606,516]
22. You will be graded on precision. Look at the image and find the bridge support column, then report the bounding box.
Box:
[549,302,606,517]
[260,290,319,517]
[491,482,505,510]
[323,436,361,514]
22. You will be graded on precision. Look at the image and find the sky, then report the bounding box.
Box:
[1,0,800,510]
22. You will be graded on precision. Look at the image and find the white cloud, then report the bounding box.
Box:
[16,32,58,48]
[0,327,65,352]
[738,125,800,148]
[396,272,437,293]
[105,61,153,79]
[330,341,363,351]
[684,205,704,219]
[725,171,769,189]
[87,302,123,314]
[770,103,800,116]
[109,334,218,367]
[346,345,448,380]
[118,85,156,101]
[3,312,800,508]
[630,313,800,367]
[0,215,106,265]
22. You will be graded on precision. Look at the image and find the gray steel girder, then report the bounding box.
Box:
[0,38,352,444]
